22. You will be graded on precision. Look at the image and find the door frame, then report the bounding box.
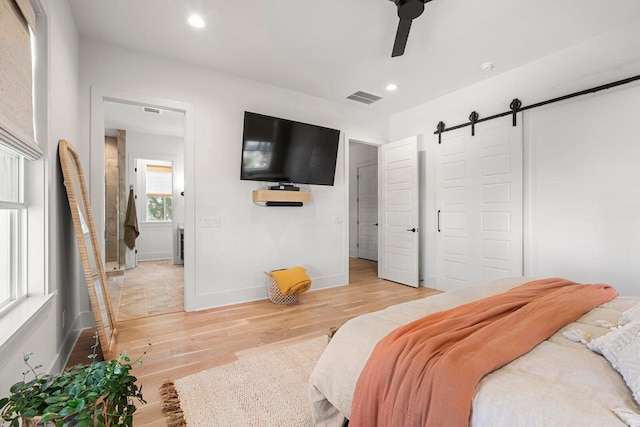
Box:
[133,157,179,264]
[344,136,384,284]
[89,86,196,310]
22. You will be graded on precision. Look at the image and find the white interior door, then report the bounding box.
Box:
[357,163,378,261]
[378,136,419,287]
[436,118,523,291]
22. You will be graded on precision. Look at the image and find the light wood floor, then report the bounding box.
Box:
[86,258,439,426]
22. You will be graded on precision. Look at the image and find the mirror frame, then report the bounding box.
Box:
[59,139,117,359]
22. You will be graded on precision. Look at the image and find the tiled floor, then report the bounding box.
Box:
[106,259,184,321]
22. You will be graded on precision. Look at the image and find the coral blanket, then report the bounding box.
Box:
[270,266,311,296]
[349,278,618,427]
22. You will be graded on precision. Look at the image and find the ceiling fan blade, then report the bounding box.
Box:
[392,19,412,57]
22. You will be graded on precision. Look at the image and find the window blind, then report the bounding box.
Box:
[0,0,42,160]
[146,164,173,197]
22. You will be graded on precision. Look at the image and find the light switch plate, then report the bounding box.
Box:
[202,216,220,227]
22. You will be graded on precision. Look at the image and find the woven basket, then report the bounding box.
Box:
[267,275,299,305]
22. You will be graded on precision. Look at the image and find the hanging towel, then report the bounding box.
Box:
[270,266,312,296]
[124,187,139,250]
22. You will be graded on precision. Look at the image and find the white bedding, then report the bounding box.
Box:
[308,277,640,426]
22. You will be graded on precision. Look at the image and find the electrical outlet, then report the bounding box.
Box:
[333,216,343,224]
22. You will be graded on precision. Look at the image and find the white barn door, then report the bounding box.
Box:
[379,136,419,287]
[436,119,522,291]
[357,163,378,261]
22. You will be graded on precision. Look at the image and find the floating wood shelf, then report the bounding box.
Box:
[252,189,311,203]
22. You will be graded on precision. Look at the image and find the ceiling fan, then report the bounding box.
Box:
[389,0,433,57]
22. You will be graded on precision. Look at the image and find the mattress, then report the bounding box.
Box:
[308,277,640,426]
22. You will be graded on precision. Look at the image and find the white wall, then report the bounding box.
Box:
[78,40,388,310]
[1,0,82,394]
[526,86,640,295]
[348,142,378,257]
[126,131,184,262]
[44,0,86,364]
[391,22,640,295]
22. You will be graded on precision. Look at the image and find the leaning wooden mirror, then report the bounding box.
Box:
[59,139,117,359]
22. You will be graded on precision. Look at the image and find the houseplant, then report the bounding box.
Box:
[0,335,148,427]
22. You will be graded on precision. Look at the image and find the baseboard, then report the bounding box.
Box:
[187,274,348,311]
[53,311,93,371]
[307,273,348,290]
[137,252,172,261]
[54,326,82,371]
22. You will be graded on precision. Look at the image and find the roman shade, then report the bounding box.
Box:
[146,164,172,197]
[0,0,42,160]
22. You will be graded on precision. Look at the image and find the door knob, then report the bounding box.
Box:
[406,228,417,232]
[374,223,379,226]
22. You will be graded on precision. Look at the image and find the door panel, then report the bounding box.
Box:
[436,119,522,291]
[357,163,378,261]
[379,136,419,287]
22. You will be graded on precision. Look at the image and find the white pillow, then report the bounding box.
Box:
[587,320,640,406]
[620,303,640,325]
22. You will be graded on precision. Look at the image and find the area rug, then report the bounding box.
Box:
[161,336,328,426]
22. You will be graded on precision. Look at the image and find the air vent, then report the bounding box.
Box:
[143,106,162,114]
[346,91,382,105]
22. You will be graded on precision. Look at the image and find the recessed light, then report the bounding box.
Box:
[480,62,494,72]
[386,83,398,91]
[188,14,205,28]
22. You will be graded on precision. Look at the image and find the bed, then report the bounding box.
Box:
[308,277,640,426]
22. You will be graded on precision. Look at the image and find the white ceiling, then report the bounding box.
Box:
[104,101,185,137]
[69,0,640,117]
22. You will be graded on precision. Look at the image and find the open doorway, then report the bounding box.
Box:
[102,100,186,321]
[348,141,379,264]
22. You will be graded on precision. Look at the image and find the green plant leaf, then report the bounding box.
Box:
[58,405,76,417]
[9,383,24,393]
[21,408,37,418]
[39,413,57,422]
[44,395,63,404]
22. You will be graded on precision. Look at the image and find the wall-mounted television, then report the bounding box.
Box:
[240,111,341,186]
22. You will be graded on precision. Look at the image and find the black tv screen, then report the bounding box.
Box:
[240,111,340,186]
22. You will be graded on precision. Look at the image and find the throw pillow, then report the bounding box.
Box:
[587,320,640,406]
[620,303,640,325]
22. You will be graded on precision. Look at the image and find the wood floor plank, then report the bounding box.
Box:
[69,258,439,426]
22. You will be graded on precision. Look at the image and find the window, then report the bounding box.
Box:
[0,0,42,316]
[0,147,24,310]
[141,160,173,222]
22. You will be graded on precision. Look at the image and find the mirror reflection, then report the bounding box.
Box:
[59,139,117,359]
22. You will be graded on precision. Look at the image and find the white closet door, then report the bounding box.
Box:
[357,163,378,261]
[379,136,419,287]
[436,119,522,291]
